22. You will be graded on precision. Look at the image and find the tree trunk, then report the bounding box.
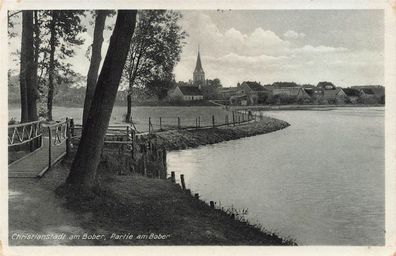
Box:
[26,10,38,121]
[47,11,56,121]
[19,11,30,123]
[66,10,137,189]
[125,93,132,122]
[82,10,108,127]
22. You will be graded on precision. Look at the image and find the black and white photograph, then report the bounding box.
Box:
[2,0,396,255]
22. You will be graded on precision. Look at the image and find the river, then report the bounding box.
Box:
[167,107,385,245]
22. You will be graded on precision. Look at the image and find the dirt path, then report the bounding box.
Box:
[8,164,94,245]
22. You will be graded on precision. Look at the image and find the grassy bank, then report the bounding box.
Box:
[9,116,293,245]
[145,116,290,151]
[9,155,294,245]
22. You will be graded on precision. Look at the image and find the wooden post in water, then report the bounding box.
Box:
[171,171,176,183]
[212,115,215,128]
[177,117,181,130]
[159,117,162,131]
[48,126,52,169]
[195,117,198,129]
[180,174,186,190]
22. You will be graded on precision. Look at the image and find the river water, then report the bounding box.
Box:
[167,107,384,245]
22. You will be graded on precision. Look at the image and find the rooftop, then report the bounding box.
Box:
[177,86,203,96]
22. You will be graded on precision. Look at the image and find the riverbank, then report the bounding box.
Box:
[144,116,290,151]
[9,115,293,245]
[9,156,294,245]
[229,103,384,111]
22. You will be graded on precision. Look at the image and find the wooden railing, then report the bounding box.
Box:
[44,119,72,170]
[8,120,42,147]
[72,123,135,144]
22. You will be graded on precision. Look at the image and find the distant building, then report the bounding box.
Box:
[322,87,347,104]
[218,87,240,100]
[168,85,204,101]
[272,87,311,99]
[343,88,361,104]
[351,85,385,103]
[237,81,270,105]
[193,48,205,89]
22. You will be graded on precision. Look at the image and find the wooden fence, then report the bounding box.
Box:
[143,109,267,134]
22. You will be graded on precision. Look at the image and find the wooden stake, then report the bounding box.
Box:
[171,171,175,183]
[48,127,52,169]
[180,174,186,190]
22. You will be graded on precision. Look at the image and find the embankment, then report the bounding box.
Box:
[9,115,294,245]
[144,116,290,151]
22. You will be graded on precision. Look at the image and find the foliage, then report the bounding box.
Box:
[146,79,176,100]
[123,10,187,91]
[201,78,222,99]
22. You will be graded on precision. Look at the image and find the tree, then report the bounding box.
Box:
[19,11,32,123]
[42,10,86,120]
[82,10,110,126]
[146,78,175,100]
[65,10,137,191]
[201,78,222,99]
[123,10,186,122]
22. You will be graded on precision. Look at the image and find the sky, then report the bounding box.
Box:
[8,10,384,88]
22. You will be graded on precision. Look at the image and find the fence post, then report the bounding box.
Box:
[212,115,215,128]
[66,118,71,155]
[70,118,75,137]
[149,117,152,134]
[232,111,235,126]
[177,117,181,130]
[159,117,162,131]
[48,126,52,169]
[198,116,201,127]
[195,117,198,129]
[171,171,176,183]
[180,174,186,190]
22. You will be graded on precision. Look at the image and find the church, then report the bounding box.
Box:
[168,49,205,101]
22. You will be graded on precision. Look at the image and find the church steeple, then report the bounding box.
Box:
[194,45,204,73]
[193,46,205,88]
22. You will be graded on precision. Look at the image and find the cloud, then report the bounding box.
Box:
[292,45,348,54]
[283,30,305,39]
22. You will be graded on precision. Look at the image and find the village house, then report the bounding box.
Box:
[168,86,204,101]
[218,87,240,100]
[271,87,311,100]
[343,88,361,104]
[236,81,270,105]
[351,85,385,104]
[322,87,347,104]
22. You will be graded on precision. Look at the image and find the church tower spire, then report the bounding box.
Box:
[193,45,205,88]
